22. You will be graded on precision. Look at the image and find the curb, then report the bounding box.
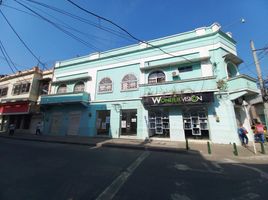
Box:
[0,134,96,147]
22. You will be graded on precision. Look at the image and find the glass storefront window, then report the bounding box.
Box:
[148,109,169,138]
[183,108,209,139]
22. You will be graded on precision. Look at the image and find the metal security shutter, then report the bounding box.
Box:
[50,113,62,135]
[67,112,81,135]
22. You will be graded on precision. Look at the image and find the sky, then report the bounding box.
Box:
[0,0,268,79]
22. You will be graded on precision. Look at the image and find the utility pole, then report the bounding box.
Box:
[250,40,268,126]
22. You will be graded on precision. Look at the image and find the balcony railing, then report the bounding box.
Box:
[227,75,257,92]
[140,76,217,96]
[40,92,90,105]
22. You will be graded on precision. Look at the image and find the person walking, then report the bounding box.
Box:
[35,122,42,135]
[9,123,15,136]
[254,121,265,143]
[238,123,249,146]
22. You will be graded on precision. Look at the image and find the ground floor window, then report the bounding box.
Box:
[183,109,209,139]
[96,110,110,135]
[148,109,170,138]
[120,109,137,136]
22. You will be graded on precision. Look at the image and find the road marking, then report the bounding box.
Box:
[231,163,268,180]
[174,164,222,174]
[96,151,150,200]
[171,193,192,200]
[211,161,224,173]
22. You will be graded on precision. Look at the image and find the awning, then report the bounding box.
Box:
[229,91,247,100]
[223,53,243,65]
[0,102,30,115]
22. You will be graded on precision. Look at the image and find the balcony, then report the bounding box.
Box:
[140,76,217,96]
[40,92,90,106]
[227,75,257,93]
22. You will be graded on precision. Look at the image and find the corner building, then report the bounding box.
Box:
[41,23,258,144]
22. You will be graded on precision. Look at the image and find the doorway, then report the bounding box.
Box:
[120,109,137,136]
[96,110,110,136]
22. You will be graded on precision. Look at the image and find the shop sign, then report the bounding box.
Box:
[142,92,214,106]
[0,102,30,114]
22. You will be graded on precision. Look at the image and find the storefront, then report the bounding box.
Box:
[120,109,137,136]
[142,92,214,140]
[0,101,31,132]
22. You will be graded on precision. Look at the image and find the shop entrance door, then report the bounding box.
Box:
[120,109,137,136]
[96,110,110,136]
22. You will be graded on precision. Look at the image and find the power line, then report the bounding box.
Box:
[66,0,193,64]
[0,9,47,70]
[23,0,135,42]
[4,2,115,49]
[14,0,101,52]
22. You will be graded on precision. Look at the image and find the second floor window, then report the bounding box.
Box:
[178,66,193,73]
[57,84,67,94]
[74,82,85,92]
[121,74,138,90]
[13,82,31,95]
[148,71,165,84]
[99,77,112,93]
[0,87,8,97]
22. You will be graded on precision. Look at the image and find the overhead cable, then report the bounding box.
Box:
[0,9,47,69]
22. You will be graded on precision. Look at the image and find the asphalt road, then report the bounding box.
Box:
[0,138,267,200]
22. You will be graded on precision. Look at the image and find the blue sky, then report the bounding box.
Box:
[0,0,268,79]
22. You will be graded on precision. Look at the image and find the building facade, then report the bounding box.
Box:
[41,23,258,144]
[0,67,53,134]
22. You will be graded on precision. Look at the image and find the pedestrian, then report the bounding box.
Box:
[36,122,41,135]
[238,123,249,146]
[254,121,265,143]
[9,123,15,136]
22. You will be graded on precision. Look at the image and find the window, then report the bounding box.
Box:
[148,71,165,84]
[227,63,237,78]
[57,84,67,94]
[40,82,49,95]
[178,66,193,73]
[0,87,8,97]
[99,77,112,93]
[12,83,31,95]
[121,74,138,91]
[74,82,85,92]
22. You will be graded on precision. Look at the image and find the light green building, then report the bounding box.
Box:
[41,23,258,144]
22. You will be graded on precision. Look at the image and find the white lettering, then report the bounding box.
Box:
[151,97,162,104]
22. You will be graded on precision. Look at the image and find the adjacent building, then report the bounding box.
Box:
[0,67,53,134]
[40,23,258,144]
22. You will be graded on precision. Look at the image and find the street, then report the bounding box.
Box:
[0,138,267,200]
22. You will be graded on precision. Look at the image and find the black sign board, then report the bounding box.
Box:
[142,92,214,106]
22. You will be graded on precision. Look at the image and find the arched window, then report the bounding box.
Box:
[227,63,238,78]
[148,71,165,84]
[99,77,112,93]
[74,81,85,92]
[121,74,138,90]
[57,84,67,94]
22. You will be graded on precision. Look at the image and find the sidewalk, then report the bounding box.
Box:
[0,132,267,160]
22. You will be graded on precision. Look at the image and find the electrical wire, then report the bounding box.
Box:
[0,39,31,82]
[23,0,135,42]
[11,1,116,49]
[14,0,101,52]
[66,0,193,64]
[0,9,48,70]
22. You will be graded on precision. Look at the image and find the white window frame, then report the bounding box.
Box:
[98,77,113,93]
[121,74,138,91]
